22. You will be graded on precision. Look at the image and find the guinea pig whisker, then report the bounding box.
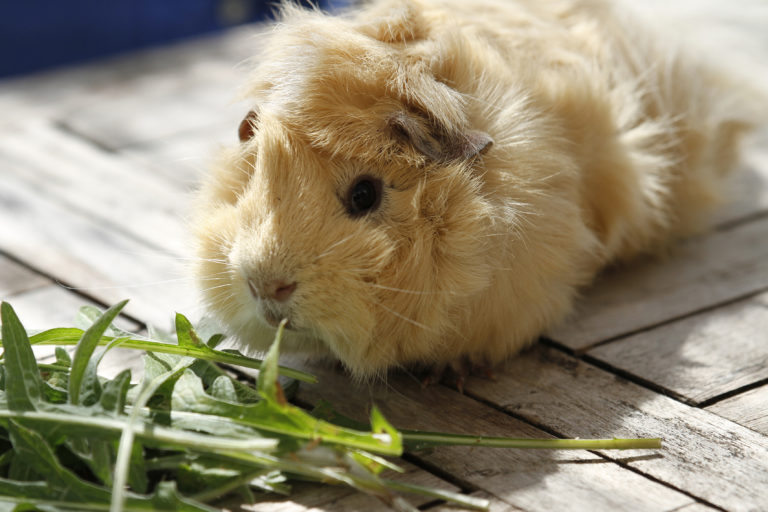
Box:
[367,283,439,295]
[198,284,234,295]
[374,302,435,333]
[58,277,206,292]
[312,233,357,263]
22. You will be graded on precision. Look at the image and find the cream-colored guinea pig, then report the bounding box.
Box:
[194,0,757,379]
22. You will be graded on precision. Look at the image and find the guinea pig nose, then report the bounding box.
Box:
[267,280,297,302]
[249,278,297,302]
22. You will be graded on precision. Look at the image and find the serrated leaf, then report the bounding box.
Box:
[370,405,401,452]
[175,313,202,347]
[209,376,238,402]
[19,327,317,383]
[54,347,71,367]
[127,440,149,494]
[142,352,195,426]
[100,369,131,415]
[6,420,111,502]
[173,355,402,456]
[256,320,286,403]
[205,334,225,349]
[69,300,128,406]
[41,381,67,404]
[150,481,219,511]
[191,316,227,348]
[189,360,261,404]
[0,303,43,411]
[66,435,113,487]
[7,455,39,482]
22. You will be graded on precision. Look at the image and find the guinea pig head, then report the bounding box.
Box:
[194,9,497,378]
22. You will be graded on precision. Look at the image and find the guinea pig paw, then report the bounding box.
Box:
[419,359,497,394]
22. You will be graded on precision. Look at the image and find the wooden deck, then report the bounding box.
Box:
[2,14,768,512]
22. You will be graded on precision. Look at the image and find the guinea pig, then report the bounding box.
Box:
[193,0,758,380]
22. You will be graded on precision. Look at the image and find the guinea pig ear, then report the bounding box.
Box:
[238,110,259,142]
[388,111,493,162]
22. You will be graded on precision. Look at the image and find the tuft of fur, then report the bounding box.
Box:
[194,0,760,379]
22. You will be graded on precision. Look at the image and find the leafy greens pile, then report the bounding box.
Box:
[0,300,661,511]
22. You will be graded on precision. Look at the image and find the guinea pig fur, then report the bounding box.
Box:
[194,0,758,379]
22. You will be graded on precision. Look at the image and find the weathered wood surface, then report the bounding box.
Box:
[1,7,767,511]
[707,384,768,436]
[0,173,196,328]
[0,255,48,297]
[231,461,460,511]
[588,291,768,405]
[547,216,768,350]
[296,364,694,512]
[464,345,768,512]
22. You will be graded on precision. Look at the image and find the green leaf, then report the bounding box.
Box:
[209,376,238,402]
[0,303,43,411]
[54,347,72,367]
[20,328,317,384]
[256,321,286,403]
[6,420,112,502]
[189,359,261,404]
[127,440,149,494]
[100,369,132,415]
[175,313,203,347]
[370,405,401,452]
[173,342,402,456]
[69,300,128,406]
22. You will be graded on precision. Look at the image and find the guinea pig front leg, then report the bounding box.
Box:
[419,358,497,394]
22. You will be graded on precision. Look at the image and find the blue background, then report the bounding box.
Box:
[0,0,345,78]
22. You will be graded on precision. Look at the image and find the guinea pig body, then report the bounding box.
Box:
[194,0,756,379]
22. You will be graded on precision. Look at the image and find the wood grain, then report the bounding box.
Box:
[295,363,693,512]
[707,384,768,436]
[587,292,768,404]
[233,461,460,512]
[464,345,768,511]
[0,120,190,255]
[0,174,198,329]
[0,26,258,133]
[6,284,142,375]
[548,216,768,350]
[121,124,233,191]
[714,133,768,226]
[0,255,48,297]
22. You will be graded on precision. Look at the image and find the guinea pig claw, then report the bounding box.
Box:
[419,360,471,393]
[419,359,496,393]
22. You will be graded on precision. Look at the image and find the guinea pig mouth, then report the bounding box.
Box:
[262,307,294,330]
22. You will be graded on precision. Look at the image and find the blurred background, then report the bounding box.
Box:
[0,0,348,77]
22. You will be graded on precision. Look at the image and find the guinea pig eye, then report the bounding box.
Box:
[346,175,382,217]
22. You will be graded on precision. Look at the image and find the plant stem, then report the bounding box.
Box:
[402,431,662,450]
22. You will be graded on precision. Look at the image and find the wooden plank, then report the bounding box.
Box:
[294,364,693,512]
[0,120,189,255]
[669,505,720,512]
[3,284,136,331]
[0,255,48,297]
[0,25,258,130]
[49,27,259,150]
[707,384,768,436]
[714,132,768,226]
[548,216,768,350]
[0,174,198,329]
[5,284,143,377]
[464,345,768,511]
[587,292,768,404]
[120,123,233,191]
[234,461,460,511]
[431,491,526,512]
